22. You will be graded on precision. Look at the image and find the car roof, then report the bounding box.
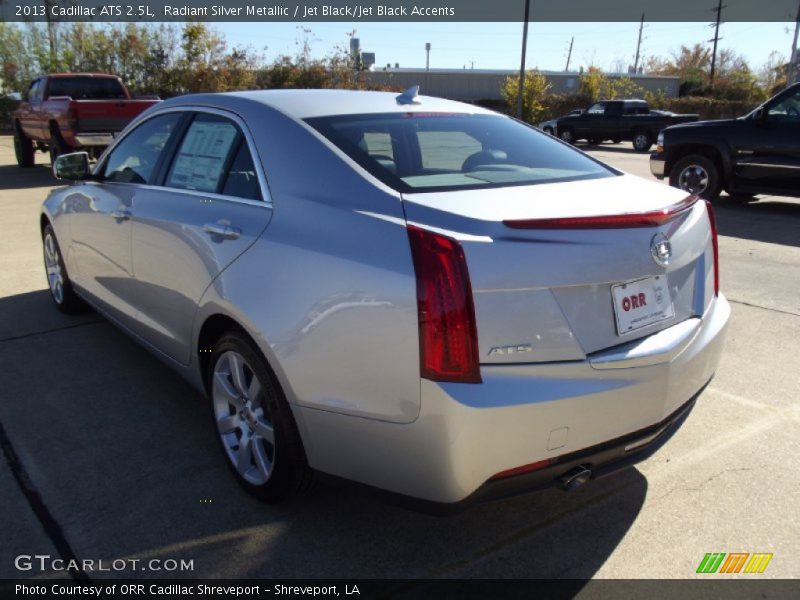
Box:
[225,89,496,120]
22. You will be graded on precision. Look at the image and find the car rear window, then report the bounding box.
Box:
[306,113,615,193]
[47,77,127,100]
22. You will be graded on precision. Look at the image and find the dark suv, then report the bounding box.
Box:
[651,83,800,200]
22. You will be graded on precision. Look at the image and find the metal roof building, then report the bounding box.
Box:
[365,69,681,102]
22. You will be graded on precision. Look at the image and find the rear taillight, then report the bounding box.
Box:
[705,200,720,297]
[407,226,481,384]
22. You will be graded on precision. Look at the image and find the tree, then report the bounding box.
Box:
[577,67,646,101]
[758,51,788,95]
[501,69,551,123]
[646,43,765,101]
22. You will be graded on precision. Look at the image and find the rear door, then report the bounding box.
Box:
[601,101,624,139]
[129,109,272,364]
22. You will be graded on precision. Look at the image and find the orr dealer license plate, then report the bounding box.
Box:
[612,275,674,335]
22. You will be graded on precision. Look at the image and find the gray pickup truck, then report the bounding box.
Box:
[554,99,698,152]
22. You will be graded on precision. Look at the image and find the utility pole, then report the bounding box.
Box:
[44,0,58,69]
[425,42,431,71]
[565,36,574,72]
[708,0,725,86]
[516,0,531,119]
[633,13,645,73]
[790,1,800,84]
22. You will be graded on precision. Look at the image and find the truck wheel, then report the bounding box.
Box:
[632,132,652,152]
[669,155,722,201]
[49,133,71,165]
[14,125,35,168]
[558,127,575,145]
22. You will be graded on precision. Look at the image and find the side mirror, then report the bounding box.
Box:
[53,152,91,181]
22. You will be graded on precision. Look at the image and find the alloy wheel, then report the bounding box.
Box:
[212,351,276,485]
[43,232,64,304]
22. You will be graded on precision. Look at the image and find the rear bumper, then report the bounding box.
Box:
[293,294,730,505]
[650,152,666,178]
[74,133,115,146]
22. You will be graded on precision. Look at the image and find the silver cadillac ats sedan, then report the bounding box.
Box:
[42,89,729,507]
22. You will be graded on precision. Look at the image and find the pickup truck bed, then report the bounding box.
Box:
[13,73,160,167]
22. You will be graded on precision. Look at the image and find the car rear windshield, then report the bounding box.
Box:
[306,112,616,193]
[47,77,127,100]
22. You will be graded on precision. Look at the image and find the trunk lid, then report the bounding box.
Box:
[402,174,713,365]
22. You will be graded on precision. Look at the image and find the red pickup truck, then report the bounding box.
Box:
[13,73,160,167]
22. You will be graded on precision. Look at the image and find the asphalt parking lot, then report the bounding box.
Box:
[1,135,798,581]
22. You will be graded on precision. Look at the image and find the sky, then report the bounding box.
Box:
[217,21,796,73]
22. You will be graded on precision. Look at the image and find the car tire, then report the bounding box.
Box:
[49,132,71,165]
[14,125,35,168]
[42,224,86,314]
[558,127,575,145]
[208,332,314,503]
[669,154,722,201]
[632,131,652,152]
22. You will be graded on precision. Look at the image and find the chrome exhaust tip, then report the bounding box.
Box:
[557,466,592,491]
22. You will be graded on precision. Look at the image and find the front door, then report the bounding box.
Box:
[735,87,800,194]
[68,112,183,327]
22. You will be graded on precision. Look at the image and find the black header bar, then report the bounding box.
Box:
[2,0,798,23]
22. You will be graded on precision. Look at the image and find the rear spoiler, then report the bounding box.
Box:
[503,195,698,229]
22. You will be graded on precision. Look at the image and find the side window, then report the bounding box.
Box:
[221,141,263,201]
[28,80,42,102]
[165,114,240,194]
[103,113,182,184]
[587,102,605,115]
[362,131,394,159]
[767,90,800,124]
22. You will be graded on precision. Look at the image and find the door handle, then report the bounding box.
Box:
[203,223,241,240]
[111,209,131,221]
